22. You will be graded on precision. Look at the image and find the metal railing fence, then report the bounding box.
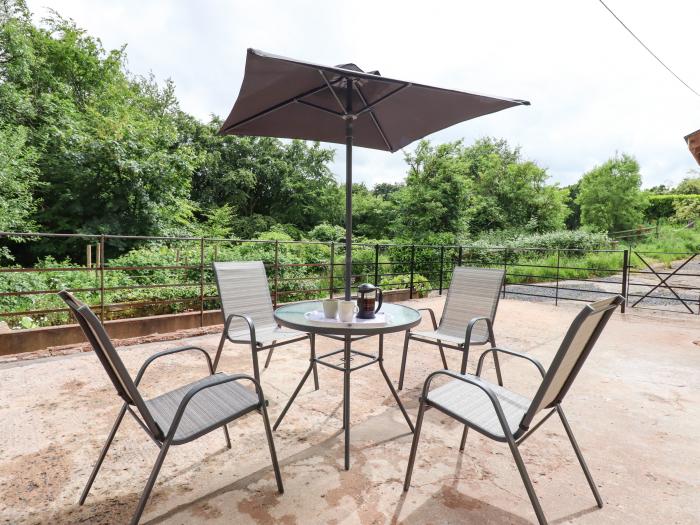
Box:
[2,231,697,329]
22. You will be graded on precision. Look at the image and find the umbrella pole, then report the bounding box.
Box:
[344,79,353,301]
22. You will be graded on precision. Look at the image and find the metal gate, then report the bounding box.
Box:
[626,251,700,314]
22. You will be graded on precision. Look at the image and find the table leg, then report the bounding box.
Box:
[273,362,313,431]
[378,333,415,432]
[343,334,351,470]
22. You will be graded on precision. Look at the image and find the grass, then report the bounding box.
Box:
[506,251,624,285]
[624,224,700,266]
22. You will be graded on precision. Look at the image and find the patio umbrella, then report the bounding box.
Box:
[220,48,529,300]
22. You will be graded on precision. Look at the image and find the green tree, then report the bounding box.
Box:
[461,138,568,234]
[576,154,648,232]
[347,183,396,239]
[1,1,199,256]
[674,174,700,194]
[395,141,470,238]
[0,125,39,231]
[563,181,581,229]
[189,119,340,232]
[394,138,568,240]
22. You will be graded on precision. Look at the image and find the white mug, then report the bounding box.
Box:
[322,299,339,318]
[338,300,358,322]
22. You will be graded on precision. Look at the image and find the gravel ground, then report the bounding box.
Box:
[504,257,700,315]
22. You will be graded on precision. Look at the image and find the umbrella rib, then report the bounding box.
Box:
[355,85,393,151]
[297,100,345,117]
[221,78,345,132]
[355,83,411,118]
[319,70,349,115]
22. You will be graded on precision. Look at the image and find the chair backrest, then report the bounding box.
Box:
[439,266,505,341]
[212,261,276,334]
[58,291,161,438]
[519,295,624,431]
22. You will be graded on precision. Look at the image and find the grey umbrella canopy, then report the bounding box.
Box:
[220,48,530,300]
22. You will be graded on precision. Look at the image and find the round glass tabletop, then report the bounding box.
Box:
[274,300,421,336]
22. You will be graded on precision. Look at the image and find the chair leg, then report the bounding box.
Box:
[437,341,448,369]
[250,341,261,386]
[79,403,127,505]
[260,396,284,494]
[130,438,172,525]
[222,424,232,449]
[506,435,547,525]
[403,397,428,491]
[459,345,470,375]
[310,334,319,391]
[492,346,503,386]
[264,341,276,369]
[398,330,411,391]
[557,406,603,508]
[459,425,469,451]
[212,331,227,372]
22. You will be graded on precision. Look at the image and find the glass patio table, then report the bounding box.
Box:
[272,300,421,470]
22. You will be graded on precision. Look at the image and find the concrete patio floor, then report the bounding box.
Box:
[1,297,699,524]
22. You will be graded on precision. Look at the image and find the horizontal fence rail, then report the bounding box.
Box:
[1,231,698,331]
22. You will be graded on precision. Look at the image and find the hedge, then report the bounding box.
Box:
[646,194,700,221]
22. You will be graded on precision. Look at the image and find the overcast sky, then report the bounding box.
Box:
[26,0,700,189]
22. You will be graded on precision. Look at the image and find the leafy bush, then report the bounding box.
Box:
[308,223,345,242]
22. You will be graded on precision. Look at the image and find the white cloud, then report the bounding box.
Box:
[27,0,700,188]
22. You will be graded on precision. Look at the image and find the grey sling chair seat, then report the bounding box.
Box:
[398,266,505,391]
[58,291,283,525]
[212,261,319,389]
[404,295,624,525]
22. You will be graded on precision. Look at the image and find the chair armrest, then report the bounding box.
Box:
[223,313,257,344]
[421,369,511,432]
[165,373,264,440]
[135,346,213,386]
[476,347,546,378]
[464,316,495,347]
[417,308,439,330]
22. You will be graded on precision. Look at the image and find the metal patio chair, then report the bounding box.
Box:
[58,291,283,525]
[212,261,318,389]
[403,295,624,525]
[398,266,505,390]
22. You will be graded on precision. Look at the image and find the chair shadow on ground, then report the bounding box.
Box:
[391,440,603,525]
[391,488,533,525]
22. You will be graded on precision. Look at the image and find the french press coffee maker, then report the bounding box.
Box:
[356,283,383,319]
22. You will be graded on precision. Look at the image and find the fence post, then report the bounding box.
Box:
[555,249,560,306]
[86,244,92,268]
[438,246,445,295]
[621,249,629,313]
[274,240,279,308]
[409,244,416,299]
[374,244,380,286]
[99,235,105,322]
[199,238,205,327]
[502,248,507,299]
[329,242,335,299]
[458,245,463,267]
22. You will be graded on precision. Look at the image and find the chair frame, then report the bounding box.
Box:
[59,291,283,525]
[404,296,623,525]
[211,262,319,390]
[398,267,505,390]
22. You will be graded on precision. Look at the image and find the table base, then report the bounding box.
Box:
[273,333,415,470]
